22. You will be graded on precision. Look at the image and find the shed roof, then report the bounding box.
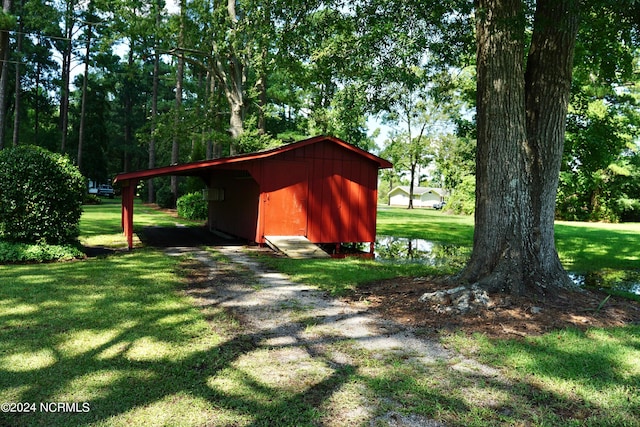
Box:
[114,135,392,184]
[389,186,448,197]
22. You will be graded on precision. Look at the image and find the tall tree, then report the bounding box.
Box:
[21,0,61,148]
[148,0,164,203]
[58,0,79,153]
[11,0,22,146]
[458,0,580,294]
[0,0,12,149]
[382,89,444,209]
[170,0,185,205]
[557,2,640,222]
[77,1,95,173]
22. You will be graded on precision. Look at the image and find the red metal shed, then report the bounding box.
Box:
[114,135,392,253]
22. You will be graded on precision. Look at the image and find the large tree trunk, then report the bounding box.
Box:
[522,0,579,290]
[459,0,579,295]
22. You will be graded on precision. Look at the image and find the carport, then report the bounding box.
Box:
[113,135,392,254]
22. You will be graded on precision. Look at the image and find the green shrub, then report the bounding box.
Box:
[176,192,208,220]
[0,240,84,263]
[0,145,85,244]
[447,175,475,215]
[83,194,102,205]
[156,185,174,209]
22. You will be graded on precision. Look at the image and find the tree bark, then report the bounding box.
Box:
[78,19,92,173]
[171,0,186,207]
[123,42,135,173]
[34,57,40,144]
[0,0,11,150]
[459,0,579,295]
[523,0,580,290]
[408,162,416,209]
[148,0,160,204]
[59,0,75,154]
[12,0,22,147]
[210,0,246,155]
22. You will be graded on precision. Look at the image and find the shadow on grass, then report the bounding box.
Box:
[0,250,394,426]
[1,247,637,426]
[555,225,640,271]
[465,328,640,425]
[0,250,360,426]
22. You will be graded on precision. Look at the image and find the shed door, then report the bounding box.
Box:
[262,161,308,237]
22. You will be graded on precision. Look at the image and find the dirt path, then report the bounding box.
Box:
[132,222,640,425]
[164,245,505,426]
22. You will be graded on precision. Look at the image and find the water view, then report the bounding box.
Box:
[375,235,640,296]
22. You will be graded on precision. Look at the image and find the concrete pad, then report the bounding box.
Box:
[264,236,330,259]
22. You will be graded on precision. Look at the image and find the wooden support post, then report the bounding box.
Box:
[120,180,137,250]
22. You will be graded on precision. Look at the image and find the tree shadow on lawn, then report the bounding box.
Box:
[0,252,358,426]
[1,249,636,426]
[555,226,640,271]
[477,327,640,424]
[0,250,371,426]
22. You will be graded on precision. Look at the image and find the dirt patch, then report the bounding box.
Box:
[346,276,640,339]
[173,245,640,425]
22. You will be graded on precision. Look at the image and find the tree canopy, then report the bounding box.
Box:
[0,0,637,245]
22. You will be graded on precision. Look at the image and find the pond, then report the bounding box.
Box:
[374,236,471,269]
[569,270,640,297]
[374,235,640,296]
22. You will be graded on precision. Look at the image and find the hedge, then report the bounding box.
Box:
[0,146,85,244]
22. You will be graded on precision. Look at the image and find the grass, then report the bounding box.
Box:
[377,206,640,273]
[79,198,203,248]
[255,256,449,296]
[0,250,225,426]
[0,201,639,426]
[554,220,640,272]
[443,327,640,426]
[377,205,475,245]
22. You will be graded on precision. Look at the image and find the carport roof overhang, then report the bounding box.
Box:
[113,135,392,250]
[114,135,392,184]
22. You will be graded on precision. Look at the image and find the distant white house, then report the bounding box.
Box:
[388,186,447,208]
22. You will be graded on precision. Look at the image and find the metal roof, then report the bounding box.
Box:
[114,135,392,184]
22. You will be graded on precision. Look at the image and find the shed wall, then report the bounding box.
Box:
[273,140,379,243]
[208,170,260,241]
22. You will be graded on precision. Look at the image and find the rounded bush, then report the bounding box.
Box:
[176,192,208,220]
[156,185,174,209]
[0,145,85,244]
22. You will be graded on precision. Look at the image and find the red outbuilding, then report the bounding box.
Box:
[114,135,392,255]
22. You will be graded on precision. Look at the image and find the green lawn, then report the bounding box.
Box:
[0,202,638,426]
[377,206,640,273]
[79,199,202,248]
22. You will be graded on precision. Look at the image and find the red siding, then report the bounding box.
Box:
[259,160,309,238]
[303,141,379,244]
[115,136,390,250]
